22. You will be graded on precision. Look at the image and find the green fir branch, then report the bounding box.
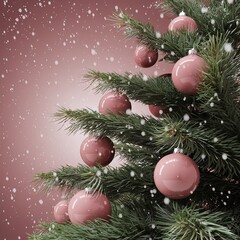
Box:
[116,143,160,166]
[111,11,203,61]
[28,207,152,240]
[198,34,240,137]
[153,116,240,179]
[161,0,240,43]
[156,203,238,240]
[85,70,194,107]
[54,108,157,147]
[34,163,155,201]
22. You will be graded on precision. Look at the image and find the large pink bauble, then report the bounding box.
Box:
[154,153,200,199]
[172,54,207,95]
[148,105,168,118]
[54,200,70,223]
[68,190,112,225]
[99,91,131,115]
[168,16,198,32]
[134,45,158,68]
[80,136,115,167]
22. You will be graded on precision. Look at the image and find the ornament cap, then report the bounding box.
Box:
[188,48,197,55]
[179,11,186,16]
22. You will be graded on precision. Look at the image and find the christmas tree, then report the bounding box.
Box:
[29,0,240,239]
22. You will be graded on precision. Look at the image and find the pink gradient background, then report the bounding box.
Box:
[0,1,173,239]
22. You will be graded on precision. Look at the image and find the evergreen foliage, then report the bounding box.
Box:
[30,0,240,239]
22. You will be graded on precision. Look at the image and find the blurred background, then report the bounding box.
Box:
[0,0,173,239]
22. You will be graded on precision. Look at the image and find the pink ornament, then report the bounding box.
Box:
[99,91,131,115]
[80,136,115,167]
[68,190,112,225]
[171,53,207,95]
[154,153,200,199]
[54,200,70,223]
[168,14,198,32]
[148,105,168,117]
[134,45,158,68]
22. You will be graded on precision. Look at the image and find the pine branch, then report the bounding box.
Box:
[116,143,160,166]
[85,70,194,107]
[54,108,158,148]
[28,207,152,240]
[29,203,239,240]
[198,34,240,137]
[111,11,203,61]
[153,116,240,179]
[34,163,156,201]
[156,203,239,240]
[161,0,240,44]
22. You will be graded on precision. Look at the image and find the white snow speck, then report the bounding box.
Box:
[201,154,206,159]
[222,153,228,160]
[91,49,97,55]
[151,224,156,229]
[96,170,101,177]
[211,19,215,25]
[130,171,135,177]
[12,188,17,193]
[223,43,233,53]
[227,0,234,3]
[201,7,208,13]
[213,137,218,143]
[140,119,146,125]
[164,197,170,205]
[118,213,123,218]
[39,199,43,205]
[110,57,114,62]
[155,32,161,38]
[54,60,59,65]
[160,13,164,18]
[183,114,190,121]
[141,131,146,136]
[142,74,148,81]
[126,109,132,115]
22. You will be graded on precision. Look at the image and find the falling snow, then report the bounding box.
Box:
[183,114,190,121]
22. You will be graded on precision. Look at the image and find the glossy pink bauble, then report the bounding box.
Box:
[148,105,168,117]
[99,91,131,115]
[172,54,207,95]
[154,153,200,199]
[80,136,115,167]
[68,190,112,225]
[54,200,70,223]
[168,16,198,32]
[134,45,158,68]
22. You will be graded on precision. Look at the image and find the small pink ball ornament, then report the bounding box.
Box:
[99,91,132,116]
[168,11,198,32]
[171,49,207,95]
[68,190,112,225]
[154,153,200,199]
[134,45,158,68]
[80,136,115,167]
[54,200,70,223]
